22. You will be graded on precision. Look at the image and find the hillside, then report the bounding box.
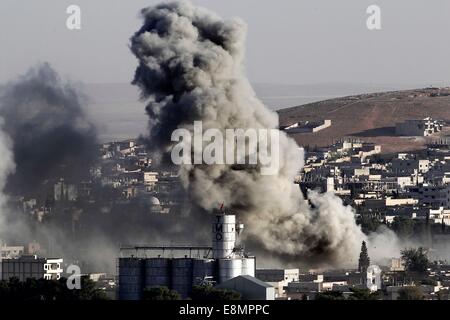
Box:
[277,87,450,153]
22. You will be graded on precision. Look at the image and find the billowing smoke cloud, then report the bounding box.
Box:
[130,1,382,267]
[0,63,97,195]
[0,64,103,270]
[0,63,211,273]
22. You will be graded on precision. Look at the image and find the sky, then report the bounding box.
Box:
[1,0,450,86]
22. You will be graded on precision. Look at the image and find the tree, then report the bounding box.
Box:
[357,214,381,234]
[316,291,345,300]
[391,217,415,239]
[358,241,370,273]
[401,247,429,273]
[143,286,180,300]
[190,285,241,300]
[397,286,424,300]
[348,288,383,300]
[420,278,437,286]
[0,276,108,300]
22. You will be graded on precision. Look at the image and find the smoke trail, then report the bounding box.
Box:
[0,63,97,195]
[130,1,378,267]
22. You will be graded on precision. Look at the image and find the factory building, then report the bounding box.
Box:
[1,255,63,281]
[217,275,275,300]
[118,210,256,299]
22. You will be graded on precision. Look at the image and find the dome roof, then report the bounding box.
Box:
[149,196,160,206]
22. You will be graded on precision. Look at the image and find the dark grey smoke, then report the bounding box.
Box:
[0,63,210,273]
[129,1,404,268]
[0,63,97,194]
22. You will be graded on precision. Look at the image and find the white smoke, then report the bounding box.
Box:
[131,0,398,267]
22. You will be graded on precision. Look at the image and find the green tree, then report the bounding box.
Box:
[0,276,108,300]
[348,288,383,300]
[391,217,415,239]
[190,285,241,300]
[74,276,109,300]
[397,286,424,300]
[316,291,345,300]
[357,214,381,234]
[143,286,180,300]
[420,278,437,286]
[401,247,429,273]
[437,288,450,300]
[358,241,370,273]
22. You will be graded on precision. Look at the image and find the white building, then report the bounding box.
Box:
[43,258,64,280]
[390,258,405,272]
[255,269,299,298]
[143,171,158,187]
[366,265,382,292]
[282,120,331,133]
[429,207,450,225]
[395,117,443,136]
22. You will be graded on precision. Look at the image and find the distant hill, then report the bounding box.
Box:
[277,88,450,153]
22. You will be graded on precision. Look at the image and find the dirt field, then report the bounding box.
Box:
[277,88,450,153]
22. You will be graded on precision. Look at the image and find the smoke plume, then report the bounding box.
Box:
[0,63,97,195]
[0,121,16,234]
[130,1,381,267]
[0,63,211,272]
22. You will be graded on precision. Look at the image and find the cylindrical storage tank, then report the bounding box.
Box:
[171,258,193,298]
[145,258,170,289]
[212,214,236,259]
[192,259,215,286]
[218,258,242,283]
[118,258,144,300]
[241,258,255,278]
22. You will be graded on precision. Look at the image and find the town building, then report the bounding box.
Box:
[281,120,331,133]
[255,269,299,298]
[395,117,443,136]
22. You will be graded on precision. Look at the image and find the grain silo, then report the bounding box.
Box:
[118,258,144,300]
[118,207,255,299]
[145,257,171,289]
[171,258,194,298]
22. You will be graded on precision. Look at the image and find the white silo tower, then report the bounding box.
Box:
[212,213,236,259]
[212,208,255,283]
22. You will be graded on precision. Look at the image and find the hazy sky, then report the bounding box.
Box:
[1,0,450,86]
